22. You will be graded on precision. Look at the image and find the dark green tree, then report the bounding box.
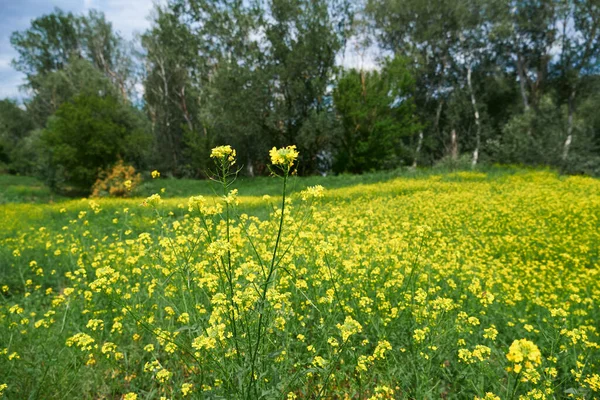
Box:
[142,4,209,176]
[42,93,151,193]
[333,57,420,173]
[366,0,464,165]
[0,99,35,173]
[264,0,342,173]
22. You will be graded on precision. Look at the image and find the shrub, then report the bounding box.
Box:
[42,92,151,194]
[91,161,141,198]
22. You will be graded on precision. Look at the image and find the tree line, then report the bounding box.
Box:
[1,0,599,194]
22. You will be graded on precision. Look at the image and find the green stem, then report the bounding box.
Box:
[248,173,288,398]
[221,164,242,364]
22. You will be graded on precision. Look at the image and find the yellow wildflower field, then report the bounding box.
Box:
[1,164,599,399]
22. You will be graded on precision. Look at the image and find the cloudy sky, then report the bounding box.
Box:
[0,0,162,99]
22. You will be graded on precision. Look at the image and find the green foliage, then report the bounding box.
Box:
[333,57,420,173]
[10,8,81,84]
[10,8,133,96]
[0,99,35,173]
[3,0,600,182]
[142,5,206,176]
[42,93,151,193]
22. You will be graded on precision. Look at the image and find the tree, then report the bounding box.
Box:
[333,57,420,173]
[169,0,269,175]
[11,8,136,111]
[0,99,35,173]
[366,0,464,165]
[491,0,561,112]
[25,58,119,127]
[42,93,151,193]
[555,0,600,160]
[81,10,135,100]
[207,61,274,176]
[142,4,208,176]
[10,8,81,89]
[263,0,343,173]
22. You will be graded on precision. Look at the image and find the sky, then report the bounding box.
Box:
[0,0,162,99]
[0,0,379,101]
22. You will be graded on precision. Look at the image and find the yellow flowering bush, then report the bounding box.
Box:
[91,160,141,198]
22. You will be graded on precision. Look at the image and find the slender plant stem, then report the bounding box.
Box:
[248,173,288,398]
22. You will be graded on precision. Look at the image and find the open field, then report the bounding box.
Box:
[1,168,599,399]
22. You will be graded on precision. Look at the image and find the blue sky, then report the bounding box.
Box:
[0,0,161,99]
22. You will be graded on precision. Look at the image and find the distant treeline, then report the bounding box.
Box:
[1,0,600,194]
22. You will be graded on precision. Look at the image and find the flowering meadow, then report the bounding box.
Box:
[1,147,600,399]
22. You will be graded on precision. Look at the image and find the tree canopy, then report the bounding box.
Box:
[2,0,600,190]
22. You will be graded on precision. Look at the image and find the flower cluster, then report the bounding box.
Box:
[270,145,299,168]
[210,145,236,163]
[506,339,542,373]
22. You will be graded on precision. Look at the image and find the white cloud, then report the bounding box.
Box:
[0,56,13,70]
[0,74,25,99]
[84,0,165,39]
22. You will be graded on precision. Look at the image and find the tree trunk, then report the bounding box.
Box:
[450,129,458,160]
[247,157,254,177]
[516,54,530,111]
[516,54,534,138]
[467,65,481,167]
[563,89,576,161]
[412,131,423,168]
[434,100,444,133]
[178,87,194,133]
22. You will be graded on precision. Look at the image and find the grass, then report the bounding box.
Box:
[0,166,599,399]
[0,175,66,204]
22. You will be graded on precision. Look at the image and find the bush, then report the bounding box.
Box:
[433,154,474,171]
[91,161,141,198]
[42,92,151,194]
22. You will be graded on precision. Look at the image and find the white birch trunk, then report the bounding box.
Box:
[563,90,576,161]
[467,65,481,167]
[412,131,424,168]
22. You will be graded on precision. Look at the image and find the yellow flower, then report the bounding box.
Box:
[474,393,500,400]
[269,145,299,167]
[373,340,392,359]
[210,145,236,163]
[301,185,325,201]
[142,193,162,207]
[507,339,542,373]
[483,325,498,341]
[181,383,193,396]
[177,313,190,324]
[585,374,600,392]
[151,170,160,179]
[413,327,429,343]
[123,393,137,400]
[337,316,362,342]
[155,368,172,383]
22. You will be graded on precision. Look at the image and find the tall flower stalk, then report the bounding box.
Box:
[247,145,298,397]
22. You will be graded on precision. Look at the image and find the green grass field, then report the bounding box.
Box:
[1,167,599,399]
